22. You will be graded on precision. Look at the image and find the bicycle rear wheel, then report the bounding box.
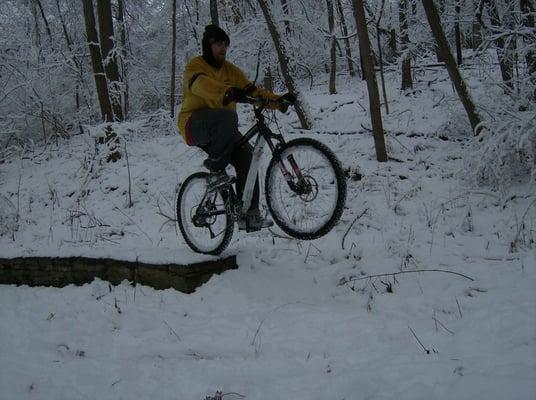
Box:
[265,138,346,240]
[176,172,234,255]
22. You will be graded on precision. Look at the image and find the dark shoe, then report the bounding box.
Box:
[238,209,273,232]
[207,171,234,191]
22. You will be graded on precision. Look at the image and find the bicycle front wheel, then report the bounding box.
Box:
[176,172,234,255]
[265,138,346,240]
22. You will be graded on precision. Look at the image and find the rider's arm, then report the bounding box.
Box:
[231,65,281,105]
[185,60,229,103]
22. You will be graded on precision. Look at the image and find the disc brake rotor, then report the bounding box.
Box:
[297,175,318,202]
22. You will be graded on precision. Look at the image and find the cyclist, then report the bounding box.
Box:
[177,24,296,232]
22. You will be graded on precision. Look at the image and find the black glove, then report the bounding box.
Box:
[278,92,297,105]
[277,92,297,112]
[223,87,248,105]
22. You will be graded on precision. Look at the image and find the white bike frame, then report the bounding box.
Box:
[240,129,267,214]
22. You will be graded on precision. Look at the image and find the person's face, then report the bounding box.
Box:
[210,40,229,62]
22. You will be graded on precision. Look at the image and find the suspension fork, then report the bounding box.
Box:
[266,132,306,190]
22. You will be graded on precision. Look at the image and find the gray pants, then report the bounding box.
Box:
[189,108,260,211]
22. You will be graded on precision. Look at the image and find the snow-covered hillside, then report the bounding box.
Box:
[1,72,535,399]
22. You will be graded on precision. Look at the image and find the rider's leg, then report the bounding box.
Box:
[189,108,259,208]
[229,140,260,211]
[188,108,238,157]
[188,109,270,230]
[230,143,272,231]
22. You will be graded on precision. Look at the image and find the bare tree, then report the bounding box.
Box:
[471,0,483,50]
[351,0,388,162]
[422,0,481,133]
[520,0,535,96]
[171,0,177,118]
[35,0,53,43]
[481,0,515,90]
[257,0,312,129]
[210,0,220,26]
[229,0,243,24]
[327,0,337,94]
[82,0,113,122]
[372,0,390,114]
[55,0,82,111]
[117,0,129,118]
[336,0,356,77]
[96,0,124,121]
[454,0,463,65]
[29,0,41,48]
[280,0,292,34]
[400,0,413,90]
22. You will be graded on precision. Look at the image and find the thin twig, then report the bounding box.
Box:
[408,325,430,354]
[163,320,182,342]
[512,197,536,247]
[251,303,295,347]
[156,196,176,222]
[222,392,246,399]
[124,143,133,208]
[432,315,455,335]
[342,268,474,283]
[342,208,369,250]
[456,298,463,319]
[304,243,321,263]
[109,201,153,243]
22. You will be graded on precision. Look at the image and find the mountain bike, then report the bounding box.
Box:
[175,97,347,255]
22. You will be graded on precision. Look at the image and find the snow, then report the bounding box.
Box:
[1,71,535,399]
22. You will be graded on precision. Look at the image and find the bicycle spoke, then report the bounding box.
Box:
[176,172,233,254]
[266,139,345,239]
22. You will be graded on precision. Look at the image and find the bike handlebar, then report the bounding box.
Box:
[239,95,293,109]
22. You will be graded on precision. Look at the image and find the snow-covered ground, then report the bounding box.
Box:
[1,70,535,399]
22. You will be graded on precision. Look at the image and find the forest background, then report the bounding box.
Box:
[0,0,534,185]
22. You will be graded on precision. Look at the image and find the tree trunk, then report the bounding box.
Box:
[210,0,220,26]
[473,0,485,51]
[434,0,445,62]
[257,0,312,129]
[117,0,129,118]
[35,0,53,43]
[376,28,389,114]
[422,0,481,134]
[389,28,397,55]
[374,0,389,114]
[183,0,200,45]
[230,0,243,24]
[82,0,113,122]
[280,0,291,34]
[487,0,514,90]
[472,17,482,50]
[455,0,463,65]
[351,0,388,162]
[520,0,536,96]
[29,0,41,48]
[336,0,356,77]
[327,0,337,94]
[171,0,177,118]
[56,0,81,110]
[263,67,273,92]
[399,0,413,90]
[96,0,124,121]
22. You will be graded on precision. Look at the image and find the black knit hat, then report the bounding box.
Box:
[202,25,230,68]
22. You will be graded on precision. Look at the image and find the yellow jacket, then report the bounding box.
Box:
[177,56,280,143]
